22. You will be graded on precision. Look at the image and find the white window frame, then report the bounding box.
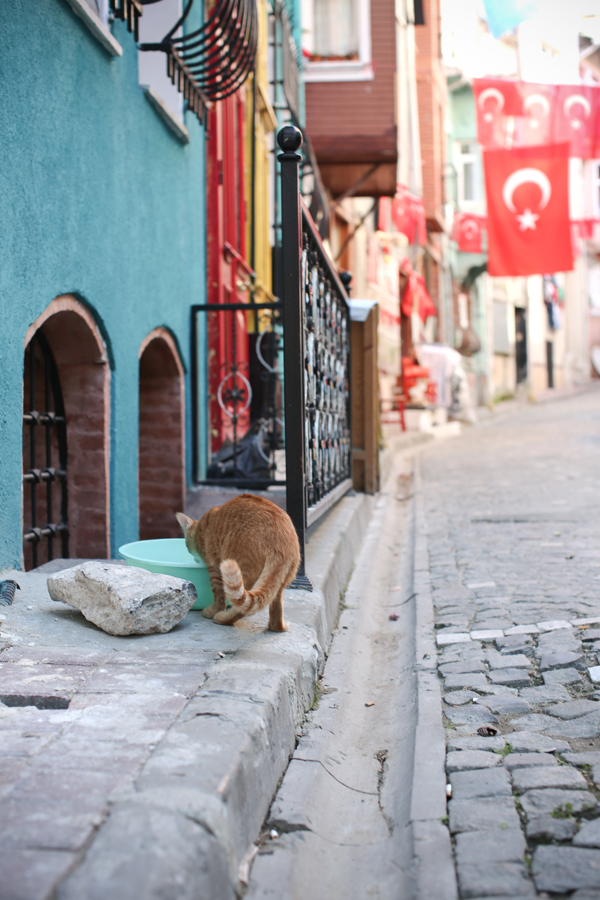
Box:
[138,0,186,131]
[62,0,122,57]
[455,141,480,209]
[591,160,600,220]
[302,0,373,83]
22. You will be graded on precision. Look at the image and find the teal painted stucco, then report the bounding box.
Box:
[0,1,206,568]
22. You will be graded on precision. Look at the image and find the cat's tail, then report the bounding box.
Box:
[220,558,282,614]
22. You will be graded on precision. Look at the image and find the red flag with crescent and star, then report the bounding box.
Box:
[451,213,486,253]
[483,143,573,277]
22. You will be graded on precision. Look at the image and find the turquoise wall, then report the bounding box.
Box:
[0,0,206,569]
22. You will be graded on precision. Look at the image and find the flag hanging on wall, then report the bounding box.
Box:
[483,143,573,277]
[473,79,600,158]
[451,213,486,253]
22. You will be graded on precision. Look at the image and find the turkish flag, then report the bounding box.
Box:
[452,213,486,253]
[553,86,600,159]
[392,186,427,245]
[473,79,525,149]
[484,143,573,277]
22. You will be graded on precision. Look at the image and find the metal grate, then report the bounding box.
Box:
[22,333,68,570]
[301,213,351,511]
[139,0,258,124]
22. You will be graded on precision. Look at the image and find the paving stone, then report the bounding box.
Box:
[537,620,574,632]
[446,750,502,772]
[488,669,531,687]
[502,752,557,769]
[540,651,586,671]
[496,635,534,652]
[457,863,533,899]
[445,706,498,727]
[470,629,504,641]
[455,828,526,865]
[439,660,486,677]
[538,629,581,650]
[532,845,600,893]
[510,712,572,732]
[472,619,513,631]
[520,788,599,818]
[444,673,490,691]
[511,765,587,791]
[543,667,582,685]
[437,633,471,646]
[448,797,520,834]
[571,891,600,900]
[486,652,532,670]
[0,849,77,900]
[542,713,600,739]
[449,767,512,800]
[505,624,539,635]
[477,694,531,716]
[447,735,507,752]
[482,685,519,696]
[448,731,569,754]
[526,815,578,841]
[443,691,480,706]
[590,666,600,683]
[564,752,600,767]
[545,699,600,719]
[575,820,600,848]
[519,684,572,703]
[582,630,600,642]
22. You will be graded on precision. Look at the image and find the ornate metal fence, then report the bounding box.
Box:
[278,126,352,587]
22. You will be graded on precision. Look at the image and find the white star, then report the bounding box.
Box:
[516,208,539,231]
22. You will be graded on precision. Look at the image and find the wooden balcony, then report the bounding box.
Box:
[304,0,398,198]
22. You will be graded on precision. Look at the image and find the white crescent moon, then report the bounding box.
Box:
[462,220,478,239]
[523,93,551,119]
[564,94,591,119]
[502,168,552,213]
[478,87,505,114]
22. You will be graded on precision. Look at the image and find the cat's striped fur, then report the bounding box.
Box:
[176,494,300,631]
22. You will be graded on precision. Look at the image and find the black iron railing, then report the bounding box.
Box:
[22,332,69,569]
[278,125,351,587]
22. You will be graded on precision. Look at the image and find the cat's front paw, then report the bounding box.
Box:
[202,605,216,619]
[268,620,289,633]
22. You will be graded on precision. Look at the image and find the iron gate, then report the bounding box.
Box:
[23,332,69,569]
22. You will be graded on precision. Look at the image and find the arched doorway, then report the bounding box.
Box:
[23,296,110,570]
[138,329,185,540]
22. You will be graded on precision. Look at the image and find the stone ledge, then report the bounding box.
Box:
[50,490,374,897]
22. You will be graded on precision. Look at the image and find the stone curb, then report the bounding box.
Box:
[55,492,375,899]
[410,458,459,900]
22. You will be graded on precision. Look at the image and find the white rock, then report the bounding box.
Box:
[471,629,504,640]
[47,562,197,636]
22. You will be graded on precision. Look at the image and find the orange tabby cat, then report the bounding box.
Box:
[176,494,300,632]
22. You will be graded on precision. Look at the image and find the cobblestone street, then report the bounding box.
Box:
[422,387,600,899]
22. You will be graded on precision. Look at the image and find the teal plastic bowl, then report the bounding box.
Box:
[118,539,213,611]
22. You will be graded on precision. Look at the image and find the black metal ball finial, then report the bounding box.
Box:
[277,125,303,153]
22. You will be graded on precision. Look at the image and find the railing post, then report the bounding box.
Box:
[278,125,312,589]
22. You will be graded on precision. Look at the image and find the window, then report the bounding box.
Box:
[593,162,600,219]
[138,0,184,123]
[313,0,358,60]
[81,0,108,22]
[302,0,372,82]
[456,142,479,206]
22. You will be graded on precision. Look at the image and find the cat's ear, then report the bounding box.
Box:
[176,512,194,534]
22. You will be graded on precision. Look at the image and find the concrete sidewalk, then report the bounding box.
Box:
[0,492,373,900]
